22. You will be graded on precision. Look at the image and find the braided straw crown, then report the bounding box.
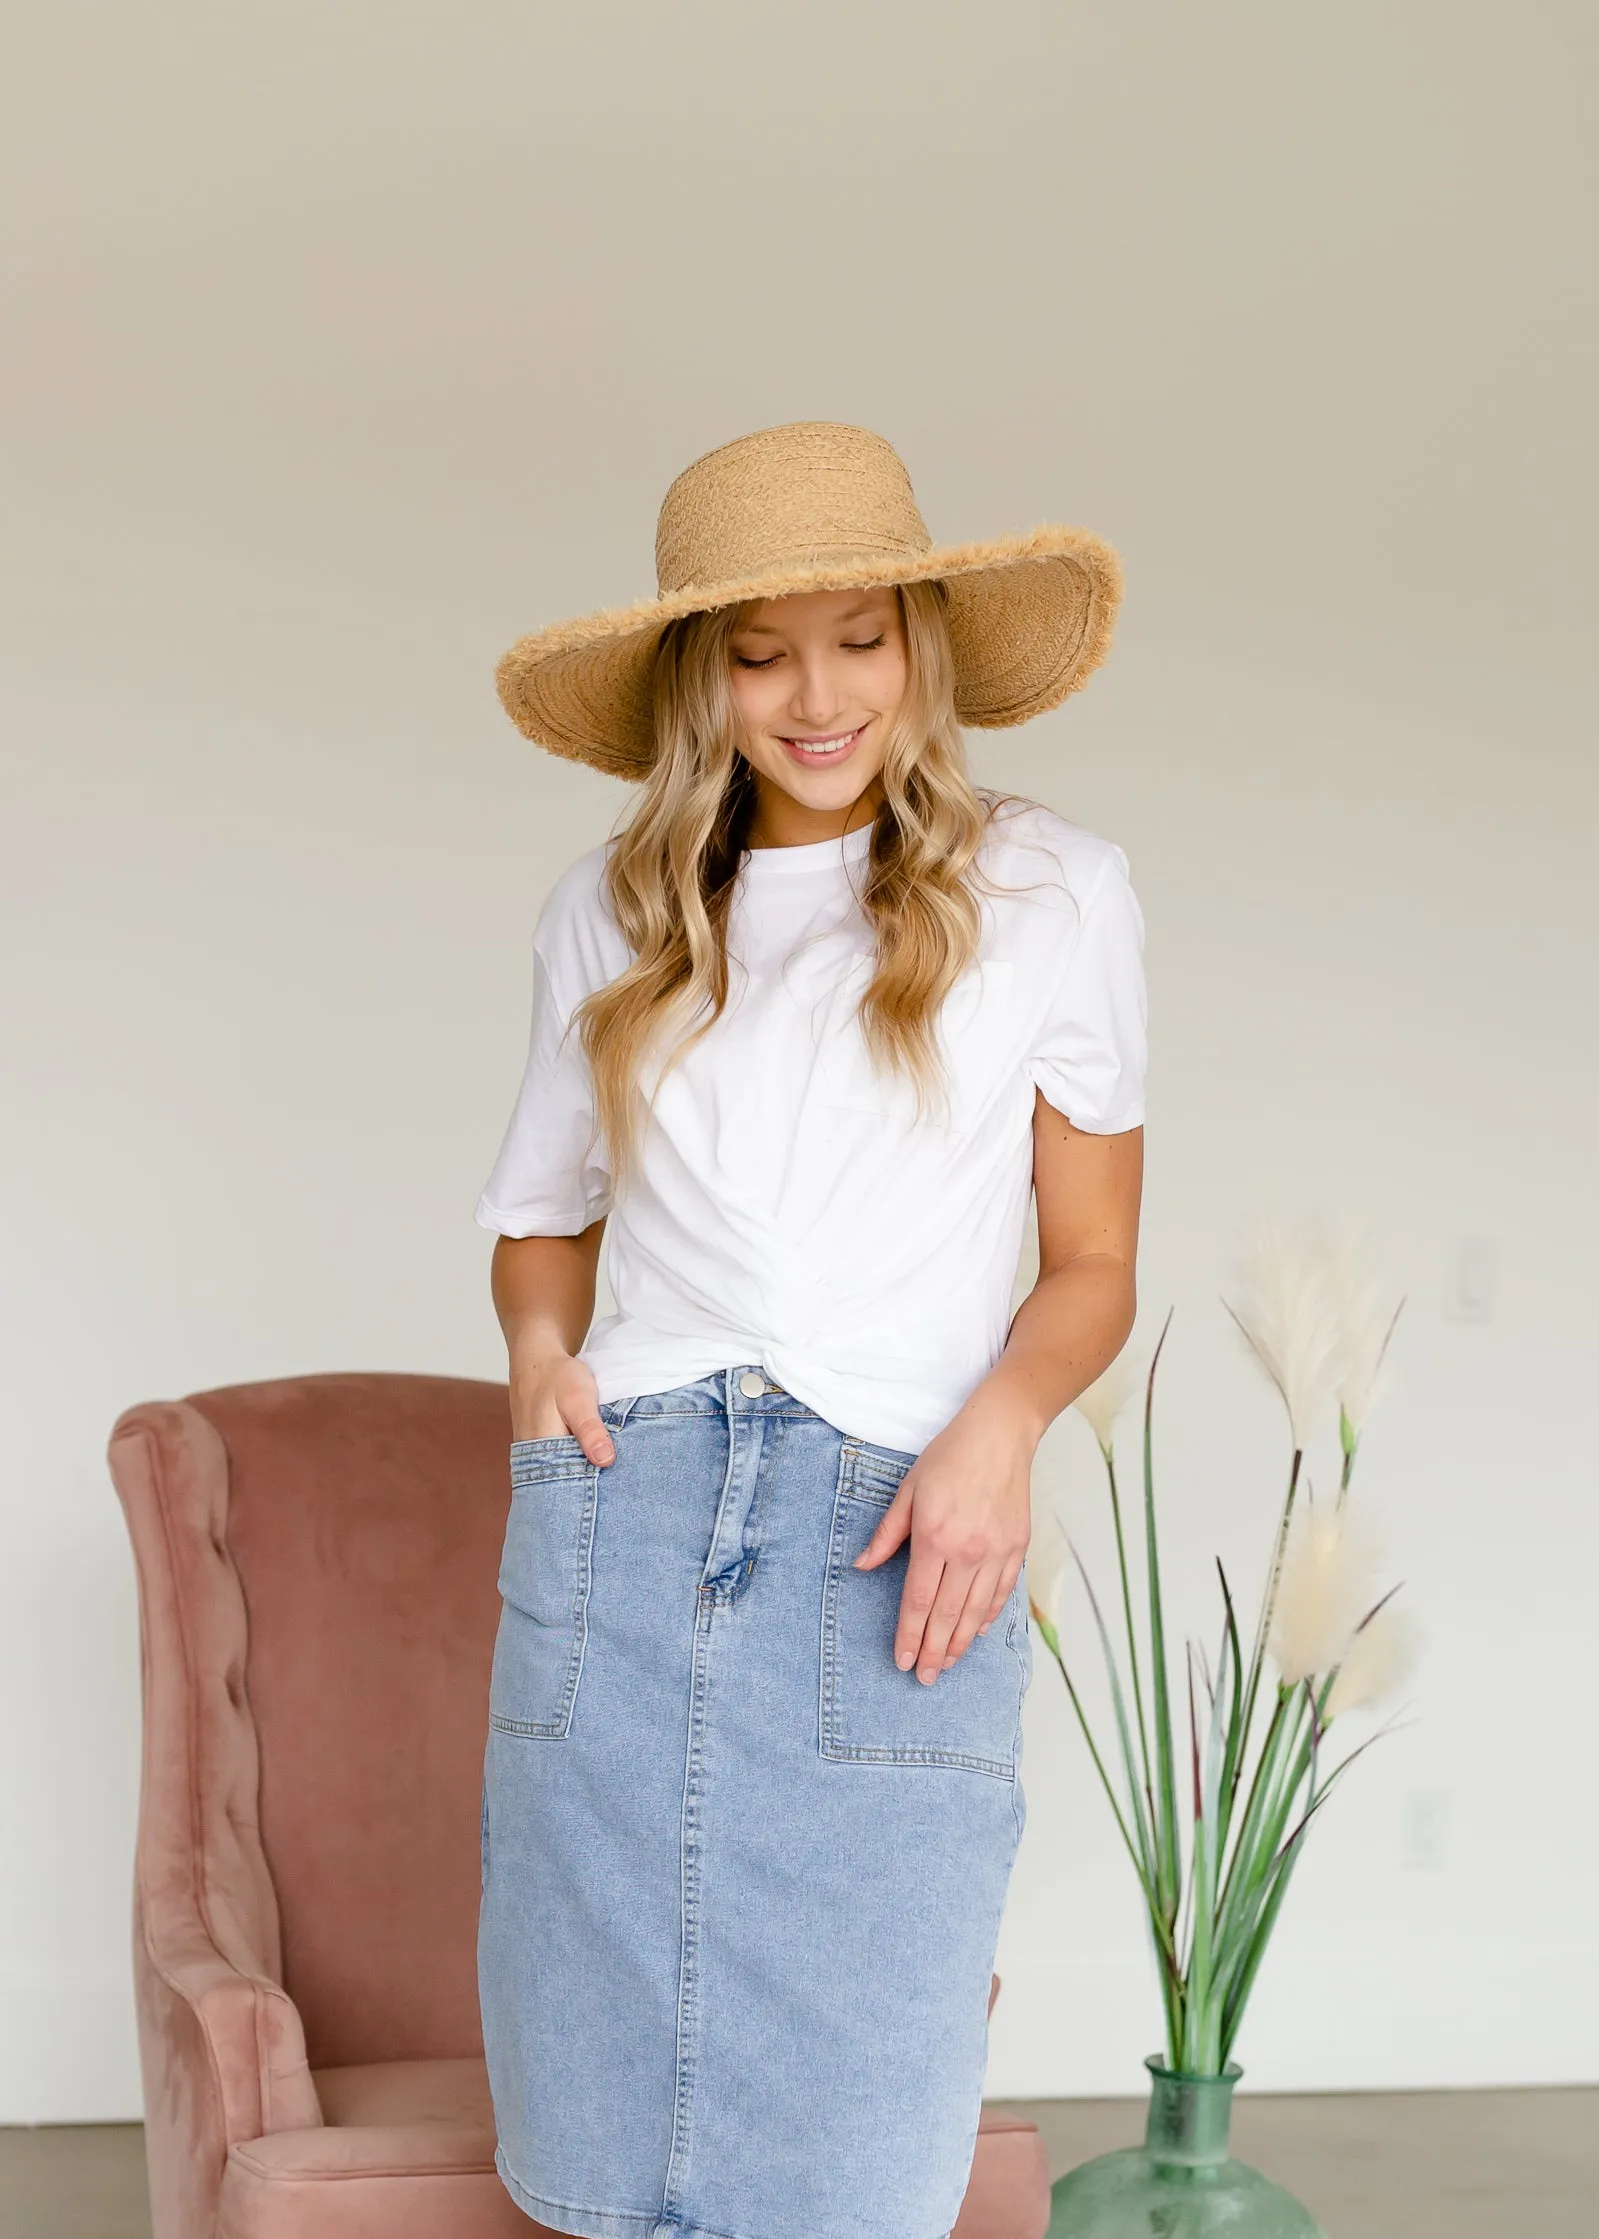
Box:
[495,422,1122,778]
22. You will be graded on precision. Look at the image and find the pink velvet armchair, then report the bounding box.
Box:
[108,1371,1050,2239]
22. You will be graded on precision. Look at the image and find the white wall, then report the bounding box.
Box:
[3,0,1595,2120]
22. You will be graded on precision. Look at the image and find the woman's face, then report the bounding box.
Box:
[727,586,907,834]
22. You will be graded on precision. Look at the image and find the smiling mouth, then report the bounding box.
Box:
[776,724,866,760]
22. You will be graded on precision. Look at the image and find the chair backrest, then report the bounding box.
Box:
[115,1371,510,2070]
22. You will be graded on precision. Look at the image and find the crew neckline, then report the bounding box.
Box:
[740,822,874,877]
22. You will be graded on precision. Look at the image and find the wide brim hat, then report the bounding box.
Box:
[495,421,1123,779]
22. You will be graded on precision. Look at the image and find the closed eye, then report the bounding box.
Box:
[732,633,884,669]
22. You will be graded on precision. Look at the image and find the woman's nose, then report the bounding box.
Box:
[789,656,844,726]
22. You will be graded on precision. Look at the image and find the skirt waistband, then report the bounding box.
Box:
[602,1366,816,1428]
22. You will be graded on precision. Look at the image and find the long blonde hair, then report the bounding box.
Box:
[576,579,1023,1182]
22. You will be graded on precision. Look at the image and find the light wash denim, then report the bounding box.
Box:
[478,1367,1033,2239]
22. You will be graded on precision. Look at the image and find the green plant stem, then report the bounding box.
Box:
[1217,1683,1304,1929]
[1219,1820,1309,2057]
[1213,1565,1246,1863]
[1214,1682,1328,2055]
[1142,1317,1182,1953]
[1104,1445,1157,1846]
[1041,1295,1407,2081]
[1036,1621,1185,2052]
[1209,1677,1355,2051]
[1232,1448,1303,1804]
[1039,1627,1150,1895]
[1182,1657,1218,2069]
[1070,1547,1159,1895]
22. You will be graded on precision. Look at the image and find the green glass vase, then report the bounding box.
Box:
[1046,2058,1325,2238]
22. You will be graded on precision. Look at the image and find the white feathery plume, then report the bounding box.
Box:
[1269,1497,1380,1685]
[1025,1510,1072,1639]
[1325,1600,1418,1719]
[1225,1215,1349,1450]
[1326,1220,1400,1436]
[1074,1349,1140,1453]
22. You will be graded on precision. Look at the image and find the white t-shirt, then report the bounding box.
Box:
[475,797,1147,1453]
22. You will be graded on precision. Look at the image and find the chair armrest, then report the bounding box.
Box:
[111,1404,322,2237]
[134,1895,321,2239]
[138,1899,321,2144]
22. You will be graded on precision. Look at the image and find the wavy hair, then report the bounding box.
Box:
[575,579,1028,1183]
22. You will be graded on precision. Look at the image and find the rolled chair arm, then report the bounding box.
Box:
[139,1900,320,2138]
[112,1404,324,2238]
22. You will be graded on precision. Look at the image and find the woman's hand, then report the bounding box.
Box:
[493,1227,615,1465]
[510,1347,616,1466]
[855,1098,1142,1685]
[852,1387,1035,1685]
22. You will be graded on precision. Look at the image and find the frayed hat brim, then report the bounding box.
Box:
[495,523,1122,779]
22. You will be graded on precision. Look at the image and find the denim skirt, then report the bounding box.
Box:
[478,1366,1033,2239]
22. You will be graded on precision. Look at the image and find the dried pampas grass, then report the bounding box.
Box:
[1073,1349,1140,1453]
[1226,1214,1401,1454]
[1326,1600,1418,1719]
[1026,1511,1071,1641]
[1269,1498,1380,1685]
[1032,1213,1418,2076]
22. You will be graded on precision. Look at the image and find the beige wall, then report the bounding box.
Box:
[3,1,1595,2118]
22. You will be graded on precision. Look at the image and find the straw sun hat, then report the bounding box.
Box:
[494,421,1122,778]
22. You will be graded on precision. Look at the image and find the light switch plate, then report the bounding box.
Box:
[1445,1238,1497,1324]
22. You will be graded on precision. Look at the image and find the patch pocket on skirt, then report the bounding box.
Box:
[489,1446,599,1739]
[819,1441,1028,1780]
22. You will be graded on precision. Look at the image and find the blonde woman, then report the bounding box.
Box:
[475,423,1145,2239]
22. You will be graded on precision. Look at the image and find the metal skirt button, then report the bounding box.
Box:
[738,1370,767,1397]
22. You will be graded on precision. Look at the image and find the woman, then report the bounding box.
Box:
[475,422,1145,2239]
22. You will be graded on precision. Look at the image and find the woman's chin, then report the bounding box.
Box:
[758,757,882,815]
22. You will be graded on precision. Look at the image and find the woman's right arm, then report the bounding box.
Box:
[490,1222,617,1464]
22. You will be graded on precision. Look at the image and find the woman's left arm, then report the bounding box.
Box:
[855,1092,1143,1685]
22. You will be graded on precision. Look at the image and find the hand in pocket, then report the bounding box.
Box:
[510,1350,616,1466]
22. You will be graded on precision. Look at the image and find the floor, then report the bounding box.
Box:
[1011,2087,1598,2237]
[2,2090,1595,2238]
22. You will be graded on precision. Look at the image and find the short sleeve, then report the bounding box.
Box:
[1025,844,1148,1133]
[474,863,618,1237]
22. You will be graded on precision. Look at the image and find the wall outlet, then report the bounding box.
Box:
[1399,1786,1453,1871]
[1446,1238,1498,1324]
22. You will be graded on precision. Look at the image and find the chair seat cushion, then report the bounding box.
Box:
[218,2055,1044,2239]
[218,2058,536,2239]
[308,2055,500,2164]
